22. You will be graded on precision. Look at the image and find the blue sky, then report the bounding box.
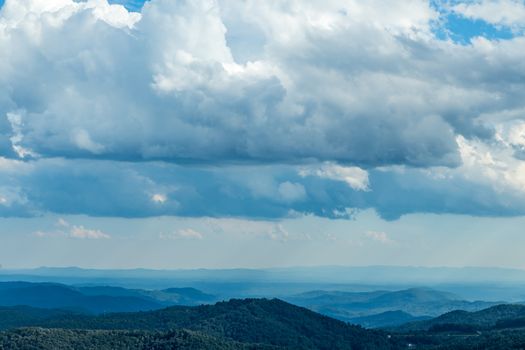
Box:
[1,0,525,269]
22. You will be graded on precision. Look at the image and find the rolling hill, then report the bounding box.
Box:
[0,299,401,349]
[396,304,525,332]
[0,282,217,314]
[349,311,431,329]
[284,287,497,327]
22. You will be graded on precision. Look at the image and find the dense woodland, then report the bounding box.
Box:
[4,298,525,349]
[0,299,400,350]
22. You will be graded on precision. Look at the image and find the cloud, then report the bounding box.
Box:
[34,218,110,239]
[0,0,510,168]
[70,225,111,239]
[0,0,524,220]
[266,224,290,242]
[451,0,525,30]
[277,182,306,203]
[151,193,167,204]
[0,152,524,221]
[365,231,393,244]
[300,163,369,191]
[161,228,204,240]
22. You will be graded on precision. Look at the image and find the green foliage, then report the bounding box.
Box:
[396,304,525,332]
[0,299,401,350]
[0,327,262,350]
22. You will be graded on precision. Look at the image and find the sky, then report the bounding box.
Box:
[1,0,525,269]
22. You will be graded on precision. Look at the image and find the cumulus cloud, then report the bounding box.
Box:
[1,0,512,168]
[0,0,525,220]
[34,218,110,239]
[451,0,525,30]
[299,163,369,191]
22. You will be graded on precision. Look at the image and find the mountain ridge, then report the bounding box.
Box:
[0,298,400,349]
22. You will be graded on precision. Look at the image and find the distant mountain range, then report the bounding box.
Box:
[0,281,505,328]
[3,279,525,349]
[5,265,525,285]
[3,265,525,301]
[0,299,400,350]
[284,288,498,327]
[0,282,217,314]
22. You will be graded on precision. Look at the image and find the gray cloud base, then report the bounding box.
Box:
[0,159,523,220]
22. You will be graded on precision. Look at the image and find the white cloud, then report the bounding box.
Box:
[69,225,110,239]
[455,134,525,193]
[87,0,142,29]
[34,219,110,239]
[71,129,105,154]
[151,193,167,204]
[161,228,204,240]
[0,0,525,220]
[365,231,393,244]
[452,0,525,30]
[6,111,36,158]
[0,0,490,169]
[300,163,369,191]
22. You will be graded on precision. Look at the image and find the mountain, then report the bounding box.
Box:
[396,304,525,332]
[284,288,497,324]
[0,282,217,314]
[4,266,525,301]
[76,285,217,306]
[5,265,525,285]
[0,282,163,313]
[349,311,431,329]
[161,287,216,302]
[0,299,401,349]
[388,305,525,349]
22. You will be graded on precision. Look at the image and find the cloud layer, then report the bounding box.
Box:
[1,0,525,220]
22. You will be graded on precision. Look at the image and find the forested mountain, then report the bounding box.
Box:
[0,299,400,350]
[396,304,525,332]
[390,304,525,349]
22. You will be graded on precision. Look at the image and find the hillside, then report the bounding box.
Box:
[349,311,431,329]
[0,299,401,350]
[0,327,266,350]
[0,282,217,314]
[284,288,496,326]
[396,304,525,332]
